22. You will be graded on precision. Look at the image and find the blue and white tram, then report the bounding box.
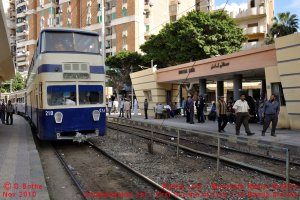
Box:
[26,28,106,141]
[8,89,26,114]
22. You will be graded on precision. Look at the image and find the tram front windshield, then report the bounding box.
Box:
[47,85,103,106]
[43,32,99,54]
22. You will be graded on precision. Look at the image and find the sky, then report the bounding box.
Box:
[215,0,300,19]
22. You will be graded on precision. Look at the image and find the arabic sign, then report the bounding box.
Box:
[211,62,230,70]
[63,73,90,79]
[178,68,195,74]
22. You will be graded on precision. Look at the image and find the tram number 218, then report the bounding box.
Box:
[45,111,54,116]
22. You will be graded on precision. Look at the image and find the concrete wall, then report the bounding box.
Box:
[130,68,177,117]
[274,33,300,130]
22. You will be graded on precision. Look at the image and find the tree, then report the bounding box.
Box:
[0,72,25,93]
[105,51,146,98]
[270,12,299,38]
[140,10,246,67]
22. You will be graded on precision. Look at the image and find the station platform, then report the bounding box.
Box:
[0,115,50,199]
[107,114,300,153]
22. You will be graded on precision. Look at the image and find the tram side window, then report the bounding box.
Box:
[79,85,103,105]
[47,85,76,106]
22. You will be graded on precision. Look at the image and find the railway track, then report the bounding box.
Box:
[53,141,184,200]
[107,121,300,185]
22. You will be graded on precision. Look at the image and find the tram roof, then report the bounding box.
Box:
[41,28,99,36]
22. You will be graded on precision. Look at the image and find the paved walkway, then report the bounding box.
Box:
[0,115,49,200]
[107,113,300,149]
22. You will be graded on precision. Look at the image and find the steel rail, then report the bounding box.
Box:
[86,141,184,200]
[107,125,300,185]
[53,145,87,200]
[107,121,300,166]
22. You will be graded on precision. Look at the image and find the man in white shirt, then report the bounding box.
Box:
[233,94,255,136]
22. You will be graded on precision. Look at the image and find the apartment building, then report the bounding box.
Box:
[228,0,274,50]
[13,0,210,76]
[1,0,16,70]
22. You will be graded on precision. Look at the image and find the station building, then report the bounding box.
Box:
[130,33,300,130]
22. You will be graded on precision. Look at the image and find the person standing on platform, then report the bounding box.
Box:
[133,98,138,116]
[186,96,190,123]
[195,96,201,123]
[187,96,194,124]
[0,101,5,124]
[181,97,186,117]
[262,94,280,137]
[199,95,206,123]
[5,100,14,125]
[119,98,124,117]
[124,99,131,119]
[144,99,148,119]
[233,94,255,136]
[107,98,113,115]
[216,96,228,133]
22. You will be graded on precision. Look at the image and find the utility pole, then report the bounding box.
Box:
[131,66,133,107]
[101,0,105,65]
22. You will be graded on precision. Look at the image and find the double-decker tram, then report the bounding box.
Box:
[25,28,105,141]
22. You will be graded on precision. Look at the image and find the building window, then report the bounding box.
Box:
[40,17,44,29]
[169,4,177,13]
[112,12,116,20]
[123,23,127,31]
[122,7,127,16]
[41,10,45,16]
[248,39,259,42]
[87,17,92,25]
[112,39,116,47]
[98,3,101,11]
[122,35,127,46]
[111,26,116,34]
[143,90,152,101]
[248,23,258,28]
[271,82,286,106]
[145,25,149,32]
[123,0,127,3]
[250,0,255,8]
[170,15,176,22]
[97,16,102,23]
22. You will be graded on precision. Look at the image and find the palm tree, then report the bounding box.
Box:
[270,12,299,38]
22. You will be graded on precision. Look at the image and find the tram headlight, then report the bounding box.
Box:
[92,110,100,121]
[54,112,63,123]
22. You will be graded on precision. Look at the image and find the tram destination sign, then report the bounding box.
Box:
[63,73,90,79]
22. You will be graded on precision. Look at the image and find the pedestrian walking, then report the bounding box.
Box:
[124,99,131,119]
[118,98,124,117]
[0,101,5,124]
[262,94,280,137]
[233,94,255,136]
[107,98,113,115]
[144,99,148,119]
[216,96,228,133]
[5,100,14,125]
[187,96,194,124]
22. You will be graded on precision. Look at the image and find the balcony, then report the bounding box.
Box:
[243,25,265,35]
[241,41,264,50]
[17,60,29,67]
[231,6,266,19]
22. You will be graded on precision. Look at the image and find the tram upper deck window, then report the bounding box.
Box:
[79,85,103,105]
[44,32,99,53]
[44,32,74,52]
[74,33,99,53]
[47,85,76,106]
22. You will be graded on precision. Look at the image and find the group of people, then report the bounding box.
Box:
[0,100,14,125]
[180,93,280,136]
[153,102,181,119]
[106,97,139,119]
